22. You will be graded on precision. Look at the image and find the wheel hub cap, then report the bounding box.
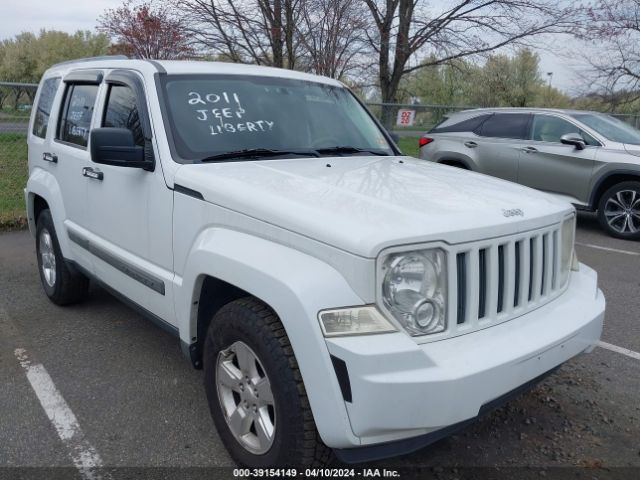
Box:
[604,189,640,234]
[39,229,56,287]
[216,341,276,454]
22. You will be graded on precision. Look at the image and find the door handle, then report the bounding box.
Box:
[43,152,58,163]
[82,167,104,181]
[464,141,478,148]
[522,146,538,153]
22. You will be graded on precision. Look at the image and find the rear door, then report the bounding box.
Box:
[472,113,531,182]
[51,71,103,271]
[517,114,597,204]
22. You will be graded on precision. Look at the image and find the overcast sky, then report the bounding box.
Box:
[2,0,588,94]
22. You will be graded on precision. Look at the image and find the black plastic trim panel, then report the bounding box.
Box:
[330,355,352,403]
[174,184,204,200]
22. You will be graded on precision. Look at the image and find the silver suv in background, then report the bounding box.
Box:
[419,108,640,239]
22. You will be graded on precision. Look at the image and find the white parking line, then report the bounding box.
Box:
[598,341,640,361]
[576,242,640,256]
[14,348,110,480]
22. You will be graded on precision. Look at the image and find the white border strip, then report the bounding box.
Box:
[14,348,109,480]
[598,341,640,360]
[576,242,640,256]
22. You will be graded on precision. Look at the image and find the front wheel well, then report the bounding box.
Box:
[438,159,470,170]
[591,173,640,209]
[32,194,50,224]
[191,276,255,369]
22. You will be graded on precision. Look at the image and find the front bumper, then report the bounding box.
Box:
[324,264,604,457]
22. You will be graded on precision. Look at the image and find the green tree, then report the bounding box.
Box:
[0,30,110,83]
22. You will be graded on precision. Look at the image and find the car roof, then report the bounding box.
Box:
[44,57,343,87]
[455,107,602,116]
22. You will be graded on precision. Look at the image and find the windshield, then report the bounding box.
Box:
[572,113,640,145]
[159,74,394,162]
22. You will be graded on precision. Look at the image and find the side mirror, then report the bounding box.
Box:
[90,128,153,170]
[560,133,586,150]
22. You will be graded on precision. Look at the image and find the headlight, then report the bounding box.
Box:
[318,306,397,337]
[381,248,447,336]
[559,215,577,287]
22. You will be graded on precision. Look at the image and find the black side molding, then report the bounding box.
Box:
[174,184,204,200]
[67,230,165,295]
[330,355,352,403]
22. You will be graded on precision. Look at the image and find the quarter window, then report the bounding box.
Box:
[58,84,99,147]
[430,114,490,133]
[32,77,60,138]
[103,85,144,146]
[478,113,530,140]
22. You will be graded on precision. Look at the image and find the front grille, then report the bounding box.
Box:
[449,223,564,334]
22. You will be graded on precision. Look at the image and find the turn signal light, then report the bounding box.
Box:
[419,137,433,147]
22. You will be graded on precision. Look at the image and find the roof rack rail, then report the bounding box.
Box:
[51,55,129,68]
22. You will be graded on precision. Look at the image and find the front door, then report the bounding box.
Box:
[518,114,597,204]
[84,71,175,325]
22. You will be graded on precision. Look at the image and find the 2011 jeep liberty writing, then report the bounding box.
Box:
[25,58,605,467]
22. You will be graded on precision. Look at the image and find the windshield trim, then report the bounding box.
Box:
[153,72,400,164]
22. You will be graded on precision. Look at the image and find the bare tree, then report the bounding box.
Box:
[296,0,368,78]
[178,0,303,68]
[362,0,582,124]
[579,0,640,104]
[98,0,194,59]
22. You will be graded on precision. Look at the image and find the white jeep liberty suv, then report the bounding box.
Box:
[25,57,605,467]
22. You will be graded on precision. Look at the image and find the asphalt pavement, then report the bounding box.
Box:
[0,215,639,478]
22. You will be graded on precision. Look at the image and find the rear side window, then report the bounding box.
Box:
[103,85,144,146]
[478,113,530,140]
[430,114,490,133]
[32,77,60,138]
[58,84,99,147]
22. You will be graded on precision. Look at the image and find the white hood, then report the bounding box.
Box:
[175,156,573,257]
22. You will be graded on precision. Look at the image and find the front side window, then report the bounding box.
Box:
[32,77,60,138]
[531,115,597,145]
[58,84,99,147]
[478,113,530,140]
[103,85,144,146]
[572,113,640,145]
[160,75,394,162]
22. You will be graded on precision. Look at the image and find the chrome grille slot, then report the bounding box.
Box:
[445,222,565,338]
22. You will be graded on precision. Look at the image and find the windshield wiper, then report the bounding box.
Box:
[200,148,319,162]
[315,146,390,156]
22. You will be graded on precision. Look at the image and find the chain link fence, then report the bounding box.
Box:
[3,81,640,229]
[0,82,36,229]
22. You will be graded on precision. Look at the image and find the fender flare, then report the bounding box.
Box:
[588,168,640,209]
[25,168,71,255]
[176,227,365,448]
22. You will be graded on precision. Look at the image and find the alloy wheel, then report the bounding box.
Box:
[604,189,640,234]
[216,341,276,454]
[39,229,57,287]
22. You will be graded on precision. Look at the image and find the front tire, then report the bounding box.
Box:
[35,209,89,305]
[203,297,331,467]
[597,181,640,239]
